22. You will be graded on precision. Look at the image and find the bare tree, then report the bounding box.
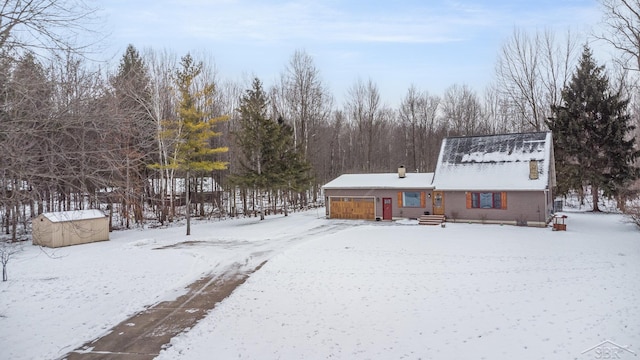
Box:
[376,106,398,170]
[398,85,440,172]
[0,50,111,239]
[540,29,580,110]
[441,84,484,136]
[597,0,640,73]
[217,79,243,216]
[495,28,579,131]
[345,78,383,172]
[280,49,331,157]
[495,29,541,131]
[0,240,21,281]
[273,50,333,203]
[326,110,347,179]
[0,53,55,240]
[483,84,517,134]
[0,0,98,55]
[50,52,109,211]
[598,0,640,141]
[399,85,422,172]
[144,49,178,222]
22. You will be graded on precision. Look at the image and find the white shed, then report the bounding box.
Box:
[32,210,109,248]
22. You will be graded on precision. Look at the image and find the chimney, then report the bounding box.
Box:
[398,165,406,178]
[529,160,539,180]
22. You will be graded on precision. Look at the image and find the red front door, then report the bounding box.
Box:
[382,197,392,220]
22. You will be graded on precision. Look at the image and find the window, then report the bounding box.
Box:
[398,191,425,208]
[468,192,506,209]
[433,192,442,208]
[403,192,421,207]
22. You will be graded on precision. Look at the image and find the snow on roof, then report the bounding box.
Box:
[42,209,107,223]
[432,132,553,191]
[323,172,434,190]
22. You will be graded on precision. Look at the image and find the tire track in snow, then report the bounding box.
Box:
[62,221,353,359]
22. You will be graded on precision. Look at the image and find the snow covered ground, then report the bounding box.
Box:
[1,209,639,360]
[0,208,338,359]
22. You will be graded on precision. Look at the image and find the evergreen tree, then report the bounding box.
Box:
[232,78,272,220]
[154,54,228,235]
[233,78,313,219]
[269,117,313,215]
[109,44,155,228]
[547,46,639,211]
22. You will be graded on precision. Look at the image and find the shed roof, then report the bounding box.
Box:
[42,209,107,223]
[323,172,434,190]
[432,131,554,191]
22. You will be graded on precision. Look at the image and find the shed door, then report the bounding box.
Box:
[382,198,392,220]
[329,197,375,220]
[432,191,445,215]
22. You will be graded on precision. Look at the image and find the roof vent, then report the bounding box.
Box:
[529,160,539,180]
[398,165,406,178]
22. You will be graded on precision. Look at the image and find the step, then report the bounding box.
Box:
[418,214,446,225]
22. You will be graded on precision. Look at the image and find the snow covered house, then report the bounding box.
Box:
[322,168,434,220]
[431,131,556,226]
[322,131,556,226]
[32,209,110,248]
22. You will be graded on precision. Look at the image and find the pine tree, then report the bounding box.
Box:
[232,78,272,220]
[269,117,313,215]
[110,44,155,228]
[232,78,313,219]
[547,46,639,211]
[153,54,228,235]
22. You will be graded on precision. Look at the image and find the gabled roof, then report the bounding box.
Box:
[42,209,107,223]
[432,131,554,191]
[323,172,434,190]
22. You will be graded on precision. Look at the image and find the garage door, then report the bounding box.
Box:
[329,197,375,220]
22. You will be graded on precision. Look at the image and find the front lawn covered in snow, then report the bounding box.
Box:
[1,209,639,360]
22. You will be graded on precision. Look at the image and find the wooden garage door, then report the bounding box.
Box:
[329,197,375,220]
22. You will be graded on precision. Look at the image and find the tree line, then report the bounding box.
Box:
[1,0,639,239]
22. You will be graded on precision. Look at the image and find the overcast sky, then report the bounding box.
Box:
[98,0,602,106]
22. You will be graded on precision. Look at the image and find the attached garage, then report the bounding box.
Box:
[32,209,109,248]
[322,170,435,220]
[328,197,375,220]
